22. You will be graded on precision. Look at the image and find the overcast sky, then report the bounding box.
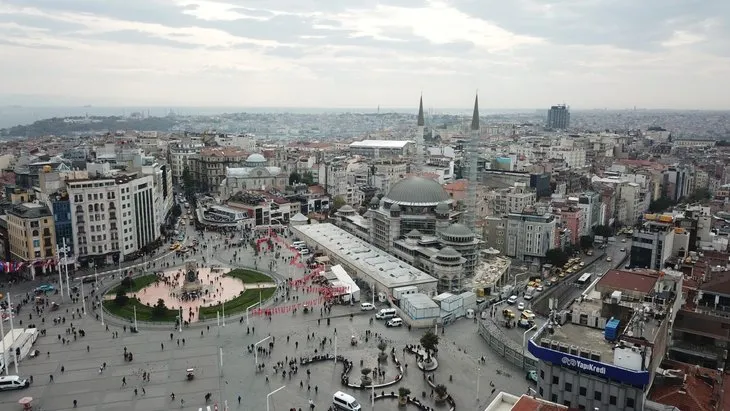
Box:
[0,0,728,109]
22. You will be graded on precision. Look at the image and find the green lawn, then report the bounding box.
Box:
[107,274,159,295]
[225,269,272,283]
[199,287,275,320]
[103,297,179,322]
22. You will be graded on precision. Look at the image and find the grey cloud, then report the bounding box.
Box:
[452,0,729,53]
[0,14,85,33]
[2,0,200,27]
[83,30,200,49]
[0,38,69,50]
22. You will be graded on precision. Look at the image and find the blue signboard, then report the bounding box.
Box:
[528,340,650,386]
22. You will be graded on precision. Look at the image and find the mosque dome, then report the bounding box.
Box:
[384,176,451,206]
[245,153,267,165]
[441,223,474,239]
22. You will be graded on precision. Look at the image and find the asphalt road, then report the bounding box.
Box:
[531,240,631,316]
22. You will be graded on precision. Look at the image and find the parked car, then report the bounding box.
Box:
[517,302,525,311]
[507,295,518,305]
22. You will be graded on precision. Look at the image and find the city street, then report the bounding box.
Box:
[0,222,530,411]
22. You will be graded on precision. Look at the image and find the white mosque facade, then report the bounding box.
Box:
[219,154,287,200]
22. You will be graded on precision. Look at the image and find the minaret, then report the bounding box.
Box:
[464,94,480,233]
[414,95,426,174]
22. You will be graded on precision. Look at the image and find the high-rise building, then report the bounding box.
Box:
[547,104,570,129]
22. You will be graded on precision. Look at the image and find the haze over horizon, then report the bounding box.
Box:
[1,1,728,110]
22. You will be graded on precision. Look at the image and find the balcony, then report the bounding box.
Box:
[109,213,117,221]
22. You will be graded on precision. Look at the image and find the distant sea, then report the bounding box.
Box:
[0,106,539,129]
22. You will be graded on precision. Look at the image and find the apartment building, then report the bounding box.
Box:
[189,147,248,194]
[168,136,204,184]
[7,202,57,275]
[505,208,557,262]
[67,172,162,265]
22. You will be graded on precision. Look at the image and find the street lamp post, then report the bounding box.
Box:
[8,293,18,375]
[522,324,538,369]
[333,332,338,364]
[476,366,481,409]
[266,386,286,411]
[246,302,259,325]
[61,238,71,299]
[55,244,65,302]
[0,307,6,375]
[178,306,183,332]
[133,305,138,331]
[254,336,271,367]
[80,280,86,315]
[222,300,226,327]
[94,266,98,290]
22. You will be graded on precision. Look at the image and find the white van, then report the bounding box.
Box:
[507,295,518,305]
[333,391,361,411]
[0,375,29,391]
[360,302,375,311]
[386,317,403,327]
[292,241,306,248]
[375,308,396,319]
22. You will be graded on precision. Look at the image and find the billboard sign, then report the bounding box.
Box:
[528,340,650,386]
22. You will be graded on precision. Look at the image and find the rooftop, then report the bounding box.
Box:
[349,140,413,149]
[291,223,436,289]
[648,359,725,411]
[7,202,53,219]
[597,269,660,295]
[483,392,568,411]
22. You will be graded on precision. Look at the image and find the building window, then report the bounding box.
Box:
[609,395,617,405]
[563,400,571,407]
[626,398,635,408]
[552,376,559,385]
[579,386,587,396]
[33,240,40,248]
[540,370,544,380]
[564,383,572,393]
[551,394,557,403]
[539,387,543,396]
[594,391,602,401]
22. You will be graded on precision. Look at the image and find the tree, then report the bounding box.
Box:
[545,248,569,267]
[648,196,674,213]
[288,171,301,185]
[360,368,372,386]
[301,171,315,185]
[331,195,347,213]
[434,384,448,401]
[377,340,388,362]
[151,298,168,319]
[398,387,411,405]
[593,225,613,238]
[182,166,195,198]
[114,289,129,306]
[580,235,594,250]
[171,204,182,218]
[687,188,711,203]
[420,330,439,363]
[120,276,135,291]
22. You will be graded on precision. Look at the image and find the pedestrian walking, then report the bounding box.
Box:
[122,377,127,387]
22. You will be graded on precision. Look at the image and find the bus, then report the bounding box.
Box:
[576,272,592,285]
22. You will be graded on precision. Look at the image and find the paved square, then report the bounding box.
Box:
[0,226,530,411]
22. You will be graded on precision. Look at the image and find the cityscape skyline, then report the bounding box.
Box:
[0,1,728,109]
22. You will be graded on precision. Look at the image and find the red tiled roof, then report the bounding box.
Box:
[511,395,568,411]
[308,185,325,195]
[597,269,660,294]
[649,359,724,411]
